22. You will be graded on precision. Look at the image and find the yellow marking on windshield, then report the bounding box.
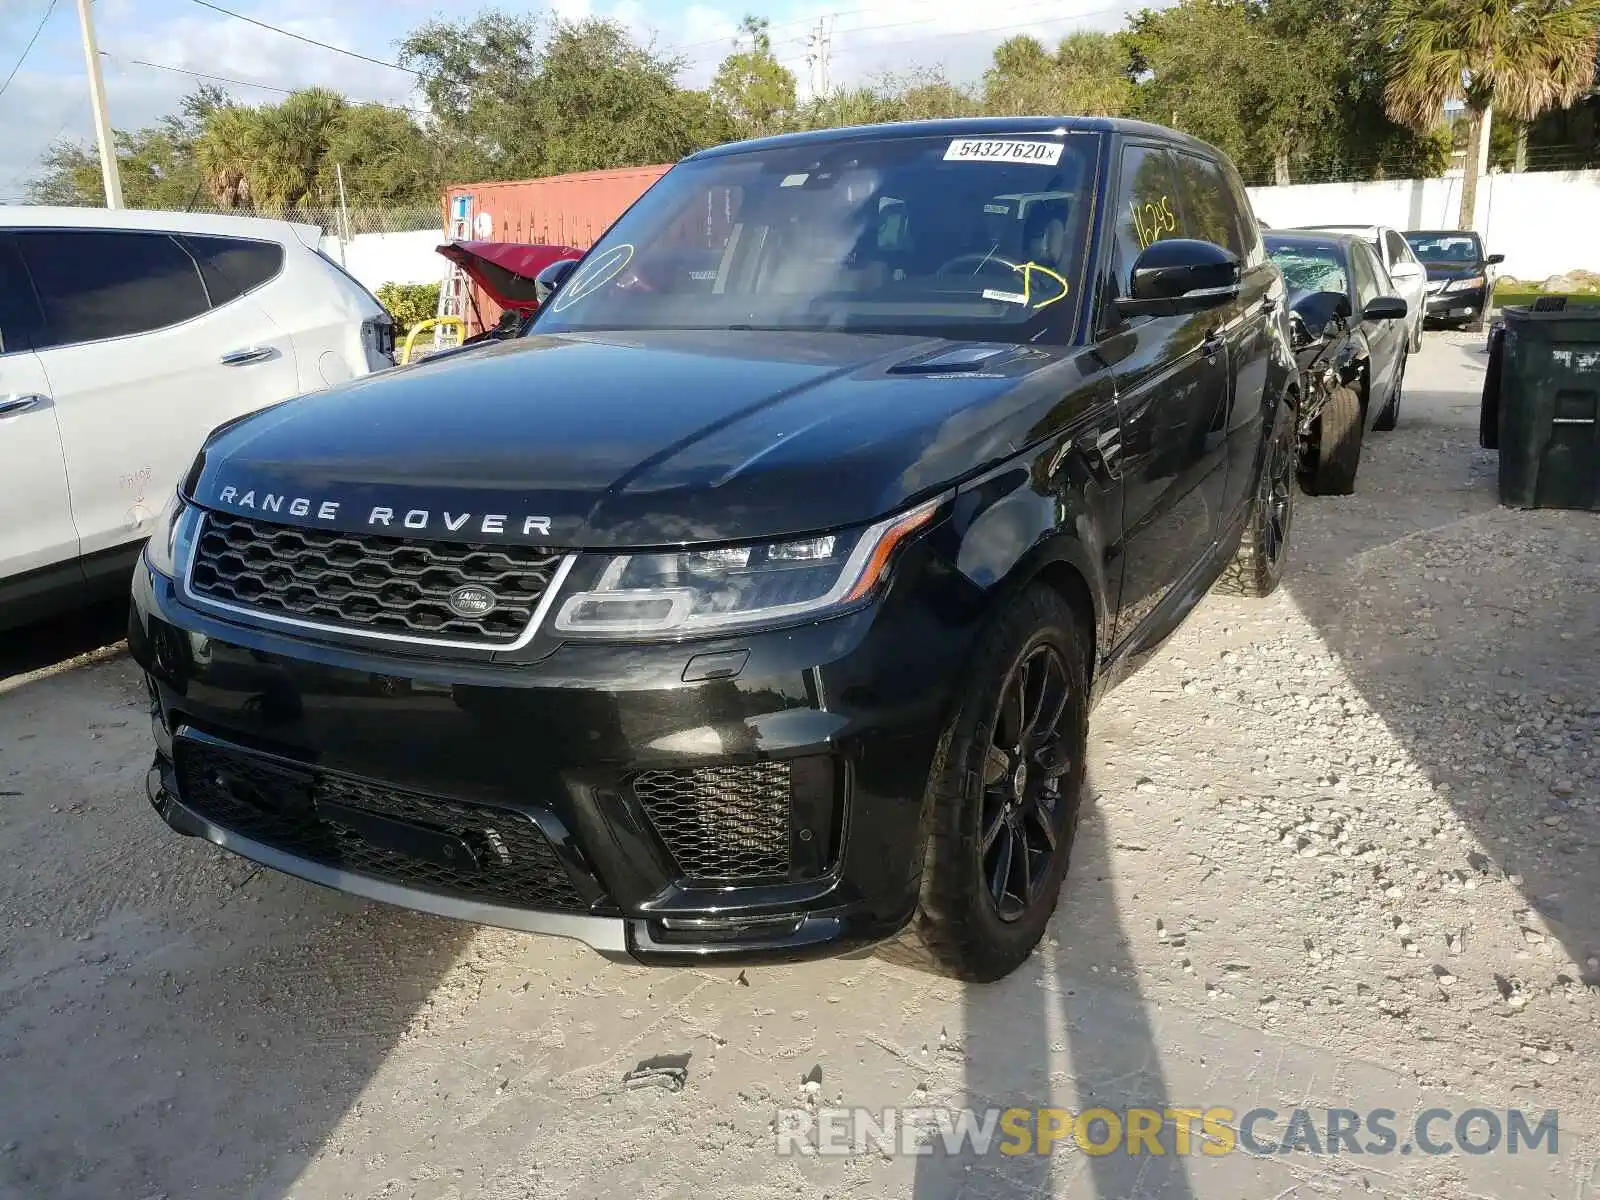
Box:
[1015,262,1071,310]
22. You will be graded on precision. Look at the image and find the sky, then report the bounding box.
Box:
[0,0,1153,200]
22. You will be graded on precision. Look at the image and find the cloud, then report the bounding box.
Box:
[0,0,1161,200]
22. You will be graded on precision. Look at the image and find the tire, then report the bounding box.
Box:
[1217,398,1295,598]
[1301,383,1363,496]
[886,585,1089,981]
[1373,348,1405,432]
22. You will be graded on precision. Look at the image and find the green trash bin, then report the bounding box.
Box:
[1494,302,1600,511]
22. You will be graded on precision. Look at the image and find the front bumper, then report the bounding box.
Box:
[130,533,984,965]
[1425,285,1487,322]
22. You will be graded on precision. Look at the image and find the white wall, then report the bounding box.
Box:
[324,170,1600,295]
[319,229,445,292]
[1246,169,1600,282]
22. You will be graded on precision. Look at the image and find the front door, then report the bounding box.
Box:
[1100,144,1232,649]
[1348,239,1403,405]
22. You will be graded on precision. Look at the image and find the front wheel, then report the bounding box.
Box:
[1300,383,1363,495]
[1218,398,1296,597]
[888,585,1089,981]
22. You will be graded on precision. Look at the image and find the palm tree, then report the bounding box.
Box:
[1381,0,1600,230]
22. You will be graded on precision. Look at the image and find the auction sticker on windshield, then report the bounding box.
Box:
[944,138,1064,166]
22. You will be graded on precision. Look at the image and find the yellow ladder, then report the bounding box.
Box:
[435,198,473,349]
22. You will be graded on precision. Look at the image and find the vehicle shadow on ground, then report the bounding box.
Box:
[908,796,1200,1199]
[0,599,127,681]
[1281,378,1600,993]
[0,668,475,1200]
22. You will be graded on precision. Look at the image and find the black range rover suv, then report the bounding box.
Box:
[132,118,1298,981]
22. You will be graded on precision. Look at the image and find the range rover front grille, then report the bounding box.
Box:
[187,511,567,645]
[174,739,590,912]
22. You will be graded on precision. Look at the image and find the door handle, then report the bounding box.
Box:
[1259,295,1278,314]
[1201,332,1226,358]
[220,347,275,366]
[0,393,46,417]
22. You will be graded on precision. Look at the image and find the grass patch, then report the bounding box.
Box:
[1492,290,1600,310]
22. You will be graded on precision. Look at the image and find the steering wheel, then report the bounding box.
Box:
[935,252,1023,279]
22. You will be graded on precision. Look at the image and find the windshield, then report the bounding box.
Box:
[1267,240,1348,295]
[532,133,1100,341]
[1403,231,1482,263]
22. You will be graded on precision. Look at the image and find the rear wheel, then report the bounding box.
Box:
[1300,384,1363,495]
[888,585,1089,981]
[1373,348,1406,431]
[1218,399,1295,598]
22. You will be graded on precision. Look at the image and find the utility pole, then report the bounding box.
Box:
[75,0,123,208]
[805,16,833,98]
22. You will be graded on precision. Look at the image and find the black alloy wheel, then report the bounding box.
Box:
[1219,399,1296,596]
[885,584,1089,981]
[980,643,1073,922]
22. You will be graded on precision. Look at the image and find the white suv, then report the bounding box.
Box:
[0,208,394,629]
[1290,224,1428,352]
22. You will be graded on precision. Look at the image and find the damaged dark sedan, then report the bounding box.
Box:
[1266,230,1410,495]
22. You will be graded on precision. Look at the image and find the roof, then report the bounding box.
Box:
[685,116,1225,162]
[1290,223,1388,236]
[1264,230,1358,253]
[0,205,322,248]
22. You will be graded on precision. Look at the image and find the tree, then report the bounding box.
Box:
[711,16,797,138]
[1382,0,1600,229]
[402,11,706,181]
[29,86,225,207]
[983,31,1131,118]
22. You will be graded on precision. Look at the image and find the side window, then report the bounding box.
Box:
[0,237,44,356]
[1110,144,1181,294]
[1383,230,1410,268]
[1173,153,1242,257]
[17,231,210,349]
[1349,243,1382,309]
[1222,162,1265,267]
[178,235,284,307]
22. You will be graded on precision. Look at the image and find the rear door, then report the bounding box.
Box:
[1173,150,1275,527]
[0,234,80,588]
[16,228,300,557]
[1100,142,1233,648]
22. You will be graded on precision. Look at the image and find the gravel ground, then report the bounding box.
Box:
[2,330,1597,1200]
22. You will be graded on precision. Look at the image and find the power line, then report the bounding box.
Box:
[101,50,428,115]
[0,0,61,103]
[182,0,417,75]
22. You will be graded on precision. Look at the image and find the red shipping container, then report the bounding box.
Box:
[442,165,670,333]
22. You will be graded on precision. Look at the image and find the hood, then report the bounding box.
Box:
[436,240,583,312]
[191,329,1089,549]
[1422,261,1484,282]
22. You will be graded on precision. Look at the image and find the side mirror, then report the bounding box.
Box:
[1485,252,1505,266]
[534,258,580,305]
[1362,295,1408,322]
[1115,238,1241,319]
[1388,260,1424,282]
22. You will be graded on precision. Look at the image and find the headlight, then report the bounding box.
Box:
[144,492,189,578]
[552,498,942,638]
[1444,275,1486,293]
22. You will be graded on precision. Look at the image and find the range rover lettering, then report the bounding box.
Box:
[132,119,1300,981]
